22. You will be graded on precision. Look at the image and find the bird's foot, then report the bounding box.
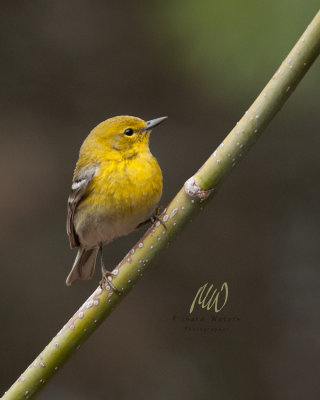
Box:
[136,206,167,230]
[100,265,122,295]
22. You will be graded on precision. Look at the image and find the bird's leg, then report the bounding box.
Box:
[135,206,167,230]
[99,245,121,294]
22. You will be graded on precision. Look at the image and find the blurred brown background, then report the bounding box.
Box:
[1,1,320,399]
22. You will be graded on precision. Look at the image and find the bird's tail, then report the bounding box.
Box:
[66,247,99,286]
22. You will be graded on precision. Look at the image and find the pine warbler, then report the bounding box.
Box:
[66,115,167,286]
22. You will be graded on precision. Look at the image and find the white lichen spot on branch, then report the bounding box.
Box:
[184,177,214,202]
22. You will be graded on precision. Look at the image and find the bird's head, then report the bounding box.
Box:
[84,115,167,160]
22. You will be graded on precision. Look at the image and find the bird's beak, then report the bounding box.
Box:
[143,116,168,132]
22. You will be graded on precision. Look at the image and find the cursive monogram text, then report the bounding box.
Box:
[189,282,228,314]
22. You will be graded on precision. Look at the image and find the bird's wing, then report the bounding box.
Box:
[67,165,99,248]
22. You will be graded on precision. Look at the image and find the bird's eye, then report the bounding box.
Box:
[124,128,134,136]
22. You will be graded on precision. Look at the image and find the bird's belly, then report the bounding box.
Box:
[74,200,157,248]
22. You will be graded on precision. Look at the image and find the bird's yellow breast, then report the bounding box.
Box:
[74,151,162,246]
[91,152,162,218]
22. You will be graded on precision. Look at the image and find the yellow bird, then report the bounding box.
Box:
[66,115,167,286]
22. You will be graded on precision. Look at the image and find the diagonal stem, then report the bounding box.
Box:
[2,10,320,400]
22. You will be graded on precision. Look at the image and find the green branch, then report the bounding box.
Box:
[3,10,320,400]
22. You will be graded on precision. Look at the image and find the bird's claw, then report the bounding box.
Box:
[135,206,167,230]
[100,266,122,295]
